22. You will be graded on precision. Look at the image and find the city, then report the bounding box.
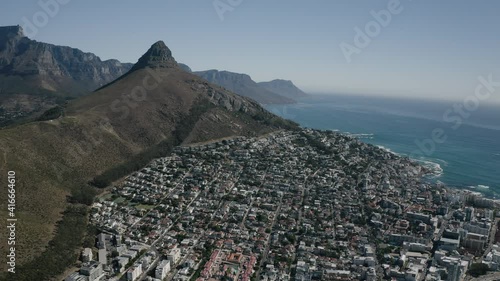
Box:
[64,129,500,281]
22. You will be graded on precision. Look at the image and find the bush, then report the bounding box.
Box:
[37,106,64,121]
[468,263,489,277]
[69,184,98,205]
[5,206,88,281]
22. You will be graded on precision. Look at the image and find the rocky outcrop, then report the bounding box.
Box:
[0,25,133,125]
[128,40,177,72]
[0,25,133,94]
[178,63,192,73]
[258,79,308,99]
[194,69,296,104]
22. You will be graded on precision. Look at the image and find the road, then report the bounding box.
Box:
[256,169,317,280]
[161,165,243,280]
[130,161,203,229]
[136,255,160,281]
[295,169,318,234]
[164,242,199,281]
[123,162,206,281]
[481,218,500,262]
[239,168,267,229]
[255,196,282,280]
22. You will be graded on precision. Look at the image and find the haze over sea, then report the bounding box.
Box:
[265,94,500,198]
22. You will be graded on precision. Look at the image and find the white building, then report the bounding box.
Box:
[155,260,171,279]
[167,247,181,264]
[98,248,107,265]
[82,248,93,262]
[65,272,87,281]
[127,264,143,281]
[80,261,104,281]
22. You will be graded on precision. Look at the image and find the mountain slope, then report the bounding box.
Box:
[0,41,296,281]
[0,25,133,126]
[194,69,296,104]
[178,63,192,72]
[258,79,308,99]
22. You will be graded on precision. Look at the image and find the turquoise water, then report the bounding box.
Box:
[265,94,500,197]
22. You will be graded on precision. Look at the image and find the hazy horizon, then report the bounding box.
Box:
[1,0,499,104]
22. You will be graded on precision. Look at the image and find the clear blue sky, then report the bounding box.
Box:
[1,0,500,103]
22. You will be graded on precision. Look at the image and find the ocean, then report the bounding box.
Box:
[265,94,500,198]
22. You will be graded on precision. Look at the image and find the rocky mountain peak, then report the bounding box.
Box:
[271,79,293,84]
[257,79,308,99]
[0,25,25,40]
[130,40,177,71]
[0,25,25,51]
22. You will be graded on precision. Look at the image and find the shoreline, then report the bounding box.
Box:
[383,143,499,200]
[264,97,500,199]
[344,133,500,200]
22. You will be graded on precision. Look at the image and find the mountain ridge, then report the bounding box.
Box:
[0,40,297,280]
[0,25,133,126]
[258,79,308,99]
[129,40,177,72]
[194,69,296,104]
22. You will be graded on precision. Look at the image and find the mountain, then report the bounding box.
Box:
[0,25,133,126]
[0,40,297,281]
[178,63,192,72]
[258,79,308,99]
[194,69,296,104]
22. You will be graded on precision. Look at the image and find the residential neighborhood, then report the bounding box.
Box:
[65,129,500,281]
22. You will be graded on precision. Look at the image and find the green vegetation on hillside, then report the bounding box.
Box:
[91,99,215,188]
[37,105,65,121]
[0,205,88,281]
[233,110,299,132]
[70,184,99,206]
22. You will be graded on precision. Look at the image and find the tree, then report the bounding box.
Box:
[468,263,489,277]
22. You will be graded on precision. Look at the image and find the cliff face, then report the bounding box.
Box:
[258,79,308,99]
[0,25,133,93]
[0,25,133,126]
[194,69,296,105]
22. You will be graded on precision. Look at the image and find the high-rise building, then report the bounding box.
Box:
[167,248,181,264]
[155,260,171,280]
[465,207,475,222]
[80,261,104,281]
[447,260,461,281]
[127,264,143,281]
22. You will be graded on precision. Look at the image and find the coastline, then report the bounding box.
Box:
[367,136,499,200]
[265,97,500,199]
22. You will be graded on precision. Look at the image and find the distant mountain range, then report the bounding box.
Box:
[0,25,133,125]
[193,70,298,104]
[176,63,307,104]
[0,25,307,126]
